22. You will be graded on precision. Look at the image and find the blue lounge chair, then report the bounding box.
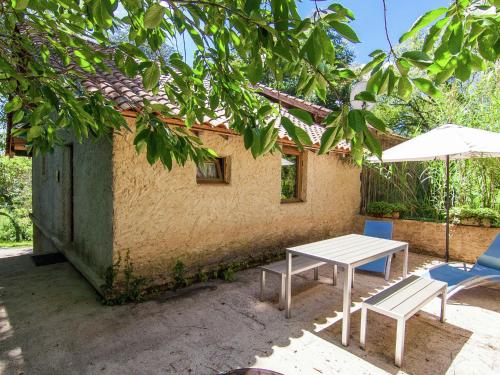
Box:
[356,220,394,280]
[424,233,500,298]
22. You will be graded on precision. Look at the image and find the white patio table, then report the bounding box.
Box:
[285,234,409,346]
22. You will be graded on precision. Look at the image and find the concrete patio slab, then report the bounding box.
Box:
[0,250,498,375]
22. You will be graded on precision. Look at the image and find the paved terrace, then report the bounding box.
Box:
[0,248,498,375]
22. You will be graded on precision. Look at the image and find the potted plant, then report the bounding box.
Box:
[391,203,407,219]
[367,202,406,219]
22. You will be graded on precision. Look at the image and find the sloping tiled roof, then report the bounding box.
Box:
[79,62,350,152]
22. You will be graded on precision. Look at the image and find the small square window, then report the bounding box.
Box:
[281,149,303,202]
[196,157,229,184]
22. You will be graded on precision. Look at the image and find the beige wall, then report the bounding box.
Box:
[355,215,500,263]
[112,118,361,284]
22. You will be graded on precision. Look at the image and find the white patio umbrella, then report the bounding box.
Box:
[369,124,500,261]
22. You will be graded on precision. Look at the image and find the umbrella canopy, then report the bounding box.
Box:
[370,124,500,163]
[368,124,500,262]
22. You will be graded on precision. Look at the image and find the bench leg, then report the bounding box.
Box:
[260,270,266,302]
[279,274,285,310]
[440,287,447,323]
[352,268,355,288]
[360,305,367,350]
[314,267,319,281]
[333,265,337,286]
[384,255,392,281]
[395,318,406,367]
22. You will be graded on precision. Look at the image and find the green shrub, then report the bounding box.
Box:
[172,260,187,289]
[367,202,406,217]
[450,206,500,226]
[367,202,393,216]
[101,250,148,305]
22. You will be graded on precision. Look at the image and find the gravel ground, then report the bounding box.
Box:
[0,250,498,375]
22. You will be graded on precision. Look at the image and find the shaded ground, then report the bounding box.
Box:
[0,249,498,375]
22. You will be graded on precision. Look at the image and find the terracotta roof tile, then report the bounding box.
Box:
[55,46,351,152]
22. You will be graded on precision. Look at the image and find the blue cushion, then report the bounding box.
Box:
[357,220,394,274]
[363,220,393,240]
[475,254,500,271]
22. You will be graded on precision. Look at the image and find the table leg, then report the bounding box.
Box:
[333,265,337,286]
[260,270,266,301]
[440,287,447,322]
[360,305,367,350]
[403,244,409,278]
[384,255,392,281]
[395,318,406,367]
[342,265,353,346]
[285,252,292,318]
[279,274,285,310]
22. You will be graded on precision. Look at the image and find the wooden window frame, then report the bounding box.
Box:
[281,147,304,203]
[196,157,230,184]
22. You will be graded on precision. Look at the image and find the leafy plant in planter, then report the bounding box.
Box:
[367,202,406,219]
[450,206,500,227]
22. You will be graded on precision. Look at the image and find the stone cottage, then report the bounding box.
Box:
[10,63,395,293]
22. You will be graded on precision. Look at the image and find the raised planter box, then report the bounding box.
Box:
[355,215,500,263]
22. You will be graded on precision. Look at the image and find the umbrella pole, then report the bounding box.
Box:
[445,155,450,262]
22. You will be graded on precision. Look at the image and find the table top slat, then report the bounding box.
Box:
[287,234,407,266]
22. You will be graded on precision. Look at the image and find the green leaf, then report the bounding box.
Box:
[397,76,413,100]
[27,126,43,141]
[399,7,447,42]
[271,0,289,31]
[413,78,442,99]
[243,127,254,150]
[478,32,498,61]
[160,150,173,170]
[328,3,355,20]
[319,126,342,155]
[12,110,24,124]
[329,21,360,43]
[422,18,449,53]
[91,0,113,29]
[5,96,22,113]
[12,0,29,11]
[360,53,386,75]
[247,56,263,85]
[301,28,322,66]
[144,3,165,29]
[347,109,365,132]
[281,116,312,147]
[336,68,356,79]
[448,20,464,55]
[386,68,397,96]
[455,52,471,82]
[288,108,313,125]
[142,63,160,91]
[402,51,433,68]
[363,127,382,158]
[366,70,383,94]
[396,58,411,76]
[363,111,386,132]
[354,91,376,103]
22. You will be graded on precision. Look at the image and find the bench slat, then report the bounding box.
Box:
[260,257,326,275]
[364,275,446,318]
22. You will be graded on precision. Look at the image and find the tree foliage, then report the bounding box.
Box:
[366,65,500,218]
[0,0,498,167]
[0,155,32,241]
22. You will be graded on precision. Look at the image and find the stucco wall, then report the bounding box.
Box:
[112,118,361,284]
[32,135,114,280]
[355,215,500,263]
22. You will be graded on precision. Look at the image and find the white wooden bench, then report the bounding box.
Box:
[360,275,447,367]
[259,257,336,310]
